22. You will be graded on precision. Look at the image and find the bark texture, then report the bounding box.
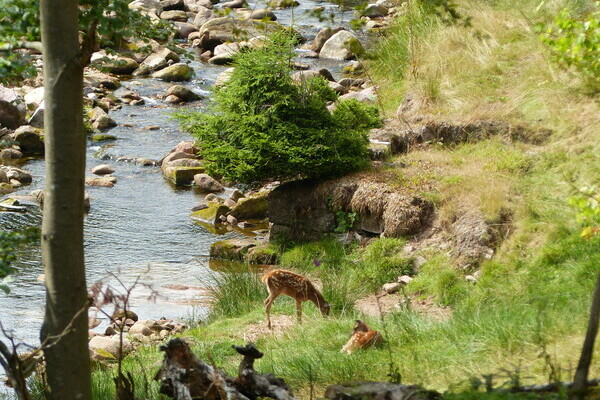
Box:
[570,271,600,400]
[40,0,92,398]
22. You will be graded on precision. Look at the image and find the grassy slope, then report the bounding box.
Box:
[88,0,600,398]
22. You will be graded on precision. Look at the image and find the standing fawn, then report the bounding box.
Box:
[261,269,330,329]
[341,320,383,354]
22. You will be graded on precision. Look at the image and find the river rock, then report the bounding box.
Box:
[199,17,289,44]
[209,238,257,260]
[24,87,45,109]
[184,0,213,11]
[311,27,333,53]
[175,21,198,38]
[173,140,199,155]
[221,0,245,8]
[162,151,196,166]
[0,86,19,104]
[142,48,181,71]
[12,125,44,155]
[266,0,298,7]
[83,71,121,90]
[361,3,388,17]
[27,102,45,128]
[161,0,185,10]
[338,77,364,87]
[228,190,269,220]
[3,167,32,184]
[191,202,229,224]
[223,198,236,208]
[229,188,244,202]
[129,322,153,336]
[163,161,205,185]
[339,86,378,104]
[193,173,224,193]
[167,85,202,101]
[107,57,140,75]
[86,177,115,187]
[193,6,213,26]
[319,30,364,60]
[0,100,23,129]
[291,70,322,84]
[0,148,23,160]
[329,81,348,95]
[92,114,117,131]
[91,164,115,175]
[165,95,181,103]
[160,9,188,20]
[248,8,277,20]
[214,67,235,86]
[89,336,133,359]
[128,0,161,11]
[152,63,194,81]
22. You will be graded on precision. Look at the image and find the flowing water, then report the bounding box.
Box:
[0,2,356,350]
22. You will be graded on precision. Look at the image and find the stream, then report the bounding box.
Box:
[0,0,356,351]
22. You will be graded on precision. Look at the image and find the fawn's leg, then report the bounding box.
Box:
[264,295,276,329]
[296,299,302,324]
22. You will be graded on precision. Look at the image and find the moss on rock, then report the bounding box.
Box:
[229,190,269,220]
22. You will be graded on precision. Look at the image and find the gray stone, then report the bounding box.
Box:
[12,125,44,155]
[229,188,244,202]
[311,27,333,53]
[128,322,153,336]
[24,87,45,109]
[319,30,364,60]
[193,173,224,193]
[361,3,388,17]
[160,9,188,20]
[0,148,23,160]
[89,336,133,359]
[166,85,202,101]
[193,6,213,26]
[142,48,181,71]
[397,275,413,285]
[91,164,115,175]
[184,0,213,11]
[382,282,401,294]
[107,57,140,75]
[248,8,276,20]
[92,114,117,131]
[0,100,23,129]
[175,21,198,38]
[152,63,194,81]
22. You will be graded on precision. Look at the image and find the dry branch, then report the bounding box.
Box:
[154,339,296,400]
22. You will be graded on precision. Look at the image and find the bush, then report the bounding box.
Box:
[538,4,600,92]
[177,33,380,184]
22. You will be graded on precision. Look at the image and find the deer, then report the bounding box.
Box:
[340,320,383,354]
[261,269,331,329]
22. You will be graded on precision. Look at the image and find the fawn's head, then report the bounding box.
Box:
[320,302,331,316]
[353,320,369,334]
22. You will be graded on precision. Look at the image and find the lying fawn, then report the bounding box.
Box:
[341,320,382,354]
[261,269,330,329]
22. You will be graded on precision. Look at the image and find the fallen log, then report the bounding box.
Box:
[154,338,295,400]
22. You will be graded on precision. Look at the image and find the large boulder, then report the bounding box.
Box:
[319,30,364,60]
[360,3,388,17]
[142,48,181,71]
[193,173,224,193]
[107,57,140,75]
[311,27,334,53]
[24,87,45,109]
[0,100,23,129]
[198,17,291,44]
[184,0,213,11]
[166,85,202,101]
[191,202,229,225]
[209,238,257,260]
[12,125,44,155]
[152,63,194,81]
[229,190,269,220]
[89,336,133,359]
[160,9,188,20]
[193,6,213,26]
[163,159,205,185]
[28,102,45,128]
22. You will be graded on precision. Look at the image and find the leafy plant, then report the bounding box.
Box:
[538,4,600,92]
[0,0,173,84]
[177,32,379,184]
[569,186,600,239]
[334,210,359,233]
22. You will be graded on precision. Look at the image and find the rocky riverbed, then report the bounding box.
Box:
[0,0,397,352]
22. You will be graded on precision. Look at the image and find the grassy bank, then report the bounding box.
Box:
[85,0,599,398]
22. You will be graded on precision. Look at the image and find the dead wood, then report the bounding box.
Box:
[155,338,295,400]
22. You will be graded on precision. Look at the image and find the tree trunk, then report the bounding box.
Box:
[570,271,600,400]
[39,0,92,398]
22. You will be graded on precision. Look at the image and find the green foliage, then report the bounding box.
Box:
[569,186,600,239]
[177,33,378,184]
[0,227,39,293]
[354,238,413,290]
[207,268,266,319]
[0,0,173,84]
[334,210,359,233]
[538,4,600,92]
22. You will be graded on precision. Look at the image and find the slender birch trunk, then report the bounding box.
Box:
[40,0,92,397]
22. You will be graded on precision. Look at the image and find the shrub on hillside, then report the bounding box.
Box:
[177,33,380,184]
[539,4,599,92]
